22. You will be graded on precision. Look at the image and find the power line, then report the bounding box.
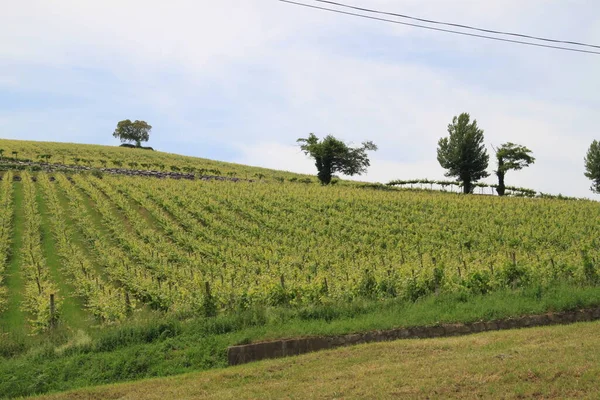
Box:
[278,0,600,56]
[314,0,600,50]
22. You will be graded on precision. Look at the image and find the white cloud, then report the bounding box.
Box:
[234,141,315,175]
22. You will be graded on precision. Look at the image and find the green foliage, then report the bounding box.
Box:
[584,139,600,194]
[582,251,598,284]
[3,285,600,398]
[437,113,489,194]
[501,261,530,289]
[297,133,377,185]
[112,120,152,147]
[495,142,535,196]
[463,270,492,295]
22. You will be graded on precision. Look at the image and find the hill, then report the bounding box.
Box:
[0,138,313,182]
[0,139,599,398]
[36,320,600,399]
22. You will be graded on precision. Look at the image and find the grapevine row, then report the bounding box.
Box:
[55,174,168,312]
[38,175,130,321]
[0,172,13,312]
[20,171,61,332]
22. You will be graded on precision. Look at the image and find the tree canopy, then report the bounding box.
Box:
[113,120,152,147]
[297,133,377,185]
[437,113,489,194]
[494,142,535,196]
[584,140,600,194]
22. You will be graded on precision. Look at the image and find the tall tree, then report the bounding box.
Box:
[112,120,152,147]
[437,113,489,194]
[584,139,600,194]
[494,142,535,196]
[297,133,377,185]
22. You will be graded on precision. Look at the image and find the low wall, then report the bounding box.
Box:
[0,161,250,182]
[228,307,600,366]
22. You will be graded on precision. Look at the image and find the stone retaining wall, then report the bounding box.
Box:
[0,161,250,182]
[228,307,600,366]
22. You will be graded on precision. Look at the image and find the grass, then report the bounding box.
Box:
[2,283,600,398]
[0,182,26,335]
[35,319,600,399]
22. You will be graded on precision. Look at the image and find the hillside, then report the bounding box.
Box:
[0,139,314,182]
[37,320,600,399]
[0,139,600,398]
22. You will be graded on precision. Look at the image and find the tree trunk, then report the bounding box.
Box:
[497,171,506,196]
[462,179,471,194]
[497,158,506,196]
[316,158,332,185]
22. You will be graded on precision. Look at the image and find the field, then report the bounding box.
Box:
[36,320,600,399]
[0,139,600,398]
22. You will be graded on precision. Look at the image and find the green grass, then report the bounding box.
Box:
[0,182,26,335]
[35,181,90,331]
[35,320,600,399]
[1,283,600,399]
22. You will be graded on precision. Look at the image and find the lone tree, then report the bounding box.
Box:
[584,139,600,194]
[113,120,152,147]
[437,113,489,194]
[494,142,535,196]
[297,133,377,185]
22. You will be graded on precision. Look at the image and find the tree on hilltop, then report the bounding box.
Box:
[113,120,152,147]
[584,139,600,194]
[494,142,535,196]
[297,133,377,185]
[437,113,489,194]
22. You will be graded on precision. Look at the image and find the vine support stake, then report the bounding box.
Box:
[50,293,56,329]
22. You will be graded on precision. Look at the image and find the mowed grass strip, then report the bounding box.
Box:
[37,320,600,400]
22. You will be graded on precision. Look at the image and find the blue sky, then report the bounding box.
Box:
[1,0,599,197]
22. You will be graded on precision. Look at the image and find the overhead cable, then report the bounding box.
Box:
[278,0,600,55]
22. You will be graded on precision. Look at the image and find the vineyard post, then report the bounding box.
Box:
[125,291,132,315]
[50,293,56,328]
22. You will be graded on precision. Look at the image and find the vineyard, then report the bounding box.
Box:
[1,165,599,335]
[1,141,600,398]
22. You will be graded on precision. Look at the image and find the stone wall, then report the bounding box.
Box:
[228,307,600,366]
[0,161,249,182]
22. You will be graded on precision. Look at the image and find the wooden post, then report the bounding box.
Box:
[50,294,56,328]
[125,291,132,315]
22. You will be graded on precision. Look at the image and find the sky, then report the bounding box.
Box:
[1,0,599,198]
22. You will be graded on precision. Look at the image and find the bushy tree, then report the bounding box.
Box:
[297,133,377,185]
[584,139,600,194]
[112,120,152,147]
[437,113,489,194]
[494,142,535,196]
